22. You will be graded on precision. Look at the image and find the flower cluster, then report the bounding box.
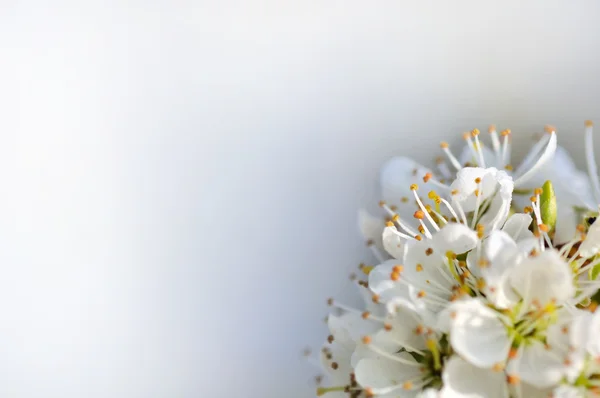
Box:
[313,123,600,398]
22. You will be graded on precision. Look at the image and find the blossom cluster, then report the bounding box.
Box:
[314,123,600,398]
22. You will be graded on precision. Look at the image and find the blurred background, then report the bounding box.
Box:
[2,1,600,397]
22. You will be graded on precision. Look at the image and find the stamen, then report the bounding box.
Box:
[412,189,441,232]
[438,197,461,223]
[488,125,501,163]
[440,142,462,171]
[380,203,419,236]
[471,128,486,168]
[452,197,469,226]
[471,179,483,229]
[463,132,480,166]
[501,129,511,167]
[435,156,452,179]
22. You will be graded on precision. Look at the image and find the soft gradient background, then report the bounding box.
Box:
[2,1,600,397]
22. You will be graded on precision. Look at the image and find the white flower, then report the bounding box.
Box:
[514,121,600,245]
[448,248,576,388]
[318,285,387,396]
[369,222,478,313]
[354,300,448,396]
[372,125,555,244]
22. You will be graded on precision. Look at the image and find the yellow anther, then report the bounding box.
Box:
[416,263,423,272]
[471,128,480,137]
[385,221,394,227]
[544,125,555,134]
[440,142,449,149]
[392,214,400,222]
[410,184,418,191]
[504,164,513,171]
[501,129,511,137]
[586,120,594,128]
[492,363,505,372]
[414,210,425,219]
[506,375,520,385]
[451,189,459,195]
[361,265,374,275]
[534,188,543,195]
[428,190,438,199]
[378,200,386,207]
[530,195,537,203]
[474,177,482,183]
[539,223,549,232]
[462,132,470,140]
[488,125,496,133]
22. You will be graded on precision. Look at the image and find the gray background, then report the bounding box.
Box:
[2,1,600,397]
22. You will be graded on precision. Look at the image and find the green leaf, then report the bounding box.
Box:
[590,262,600,281]
[540,180,557,232]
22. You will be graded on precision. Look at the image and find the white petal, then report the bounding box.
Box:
[417,389,440,398]
[403,240,456,306]
[340,312,381,343]
[368,260,410,303]
[380,156,433,206]
[509,250,575,306]
[502,213,533,242]
[357,284,385,315]
[478,170,514,232]
[327,314,355,349]
[553,204,578,245]
[441,356,508,398]
[586,310,600,359]
[579,220,600,258]
[358,209,386,252]
[514,131,557,187]
[484,230,518,265]
[382,226,405,259]
[432,223,478,254]
[449,167,498,212]
[517,340,566,388]
[547,310,588,383]
[350,329,399,368]
[320,340,353,382]
[385,301,428,352]
[519,383,554,398]
[355,354,421,389]
[551,385,585,398]
[448,299,511,368]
